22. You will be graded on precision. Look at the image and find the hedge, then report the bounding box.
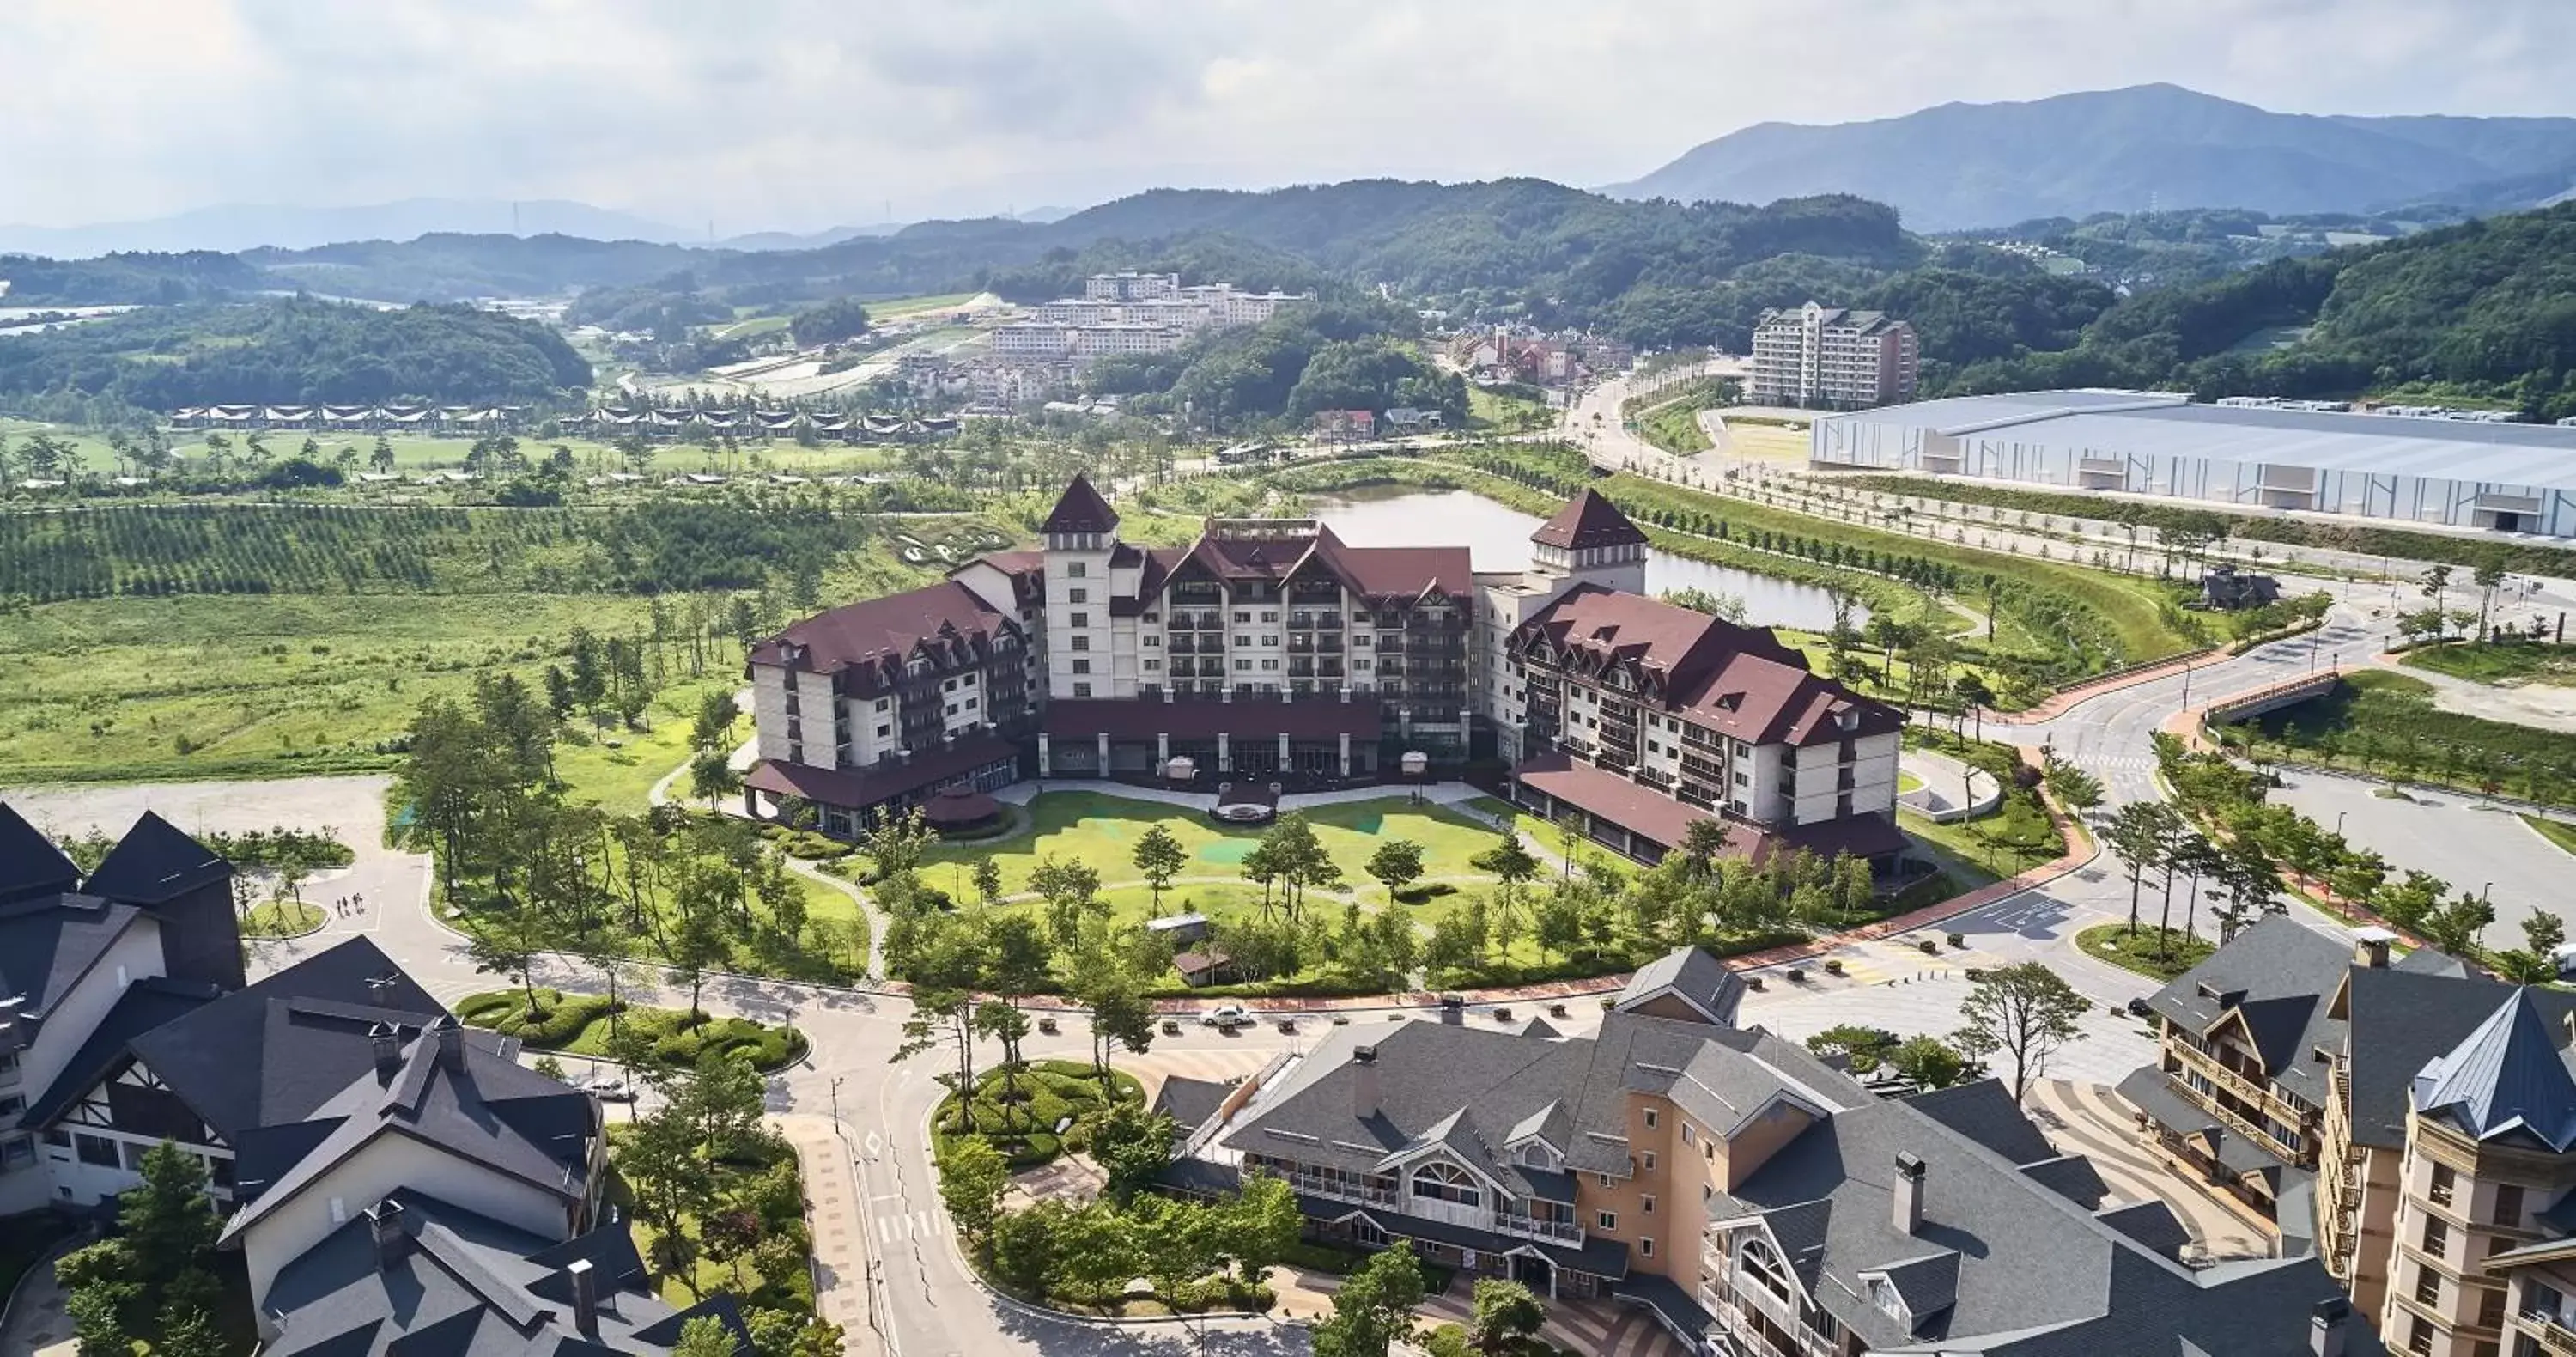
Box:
[454,988,805,1072]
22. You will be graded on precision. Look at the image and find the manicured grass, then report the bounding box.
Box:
[454,988,807,1071]
[0,592,667,783]
[605,1124,818,1314]
[1896,770,1926,794]
[916,791,1507,900]
[1466,384,1552,433]
[866,291,980,319]
[1637,397,1714,454]
[553,675,739,813]
[2522,815,2576,858]
[243,900,325,938]
[2077,923,2216,982]
[932,1058,1144,1167]
[2404,641,2576,688]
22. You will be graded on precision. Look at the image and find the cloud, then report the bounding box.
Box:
[2,0,2572,231]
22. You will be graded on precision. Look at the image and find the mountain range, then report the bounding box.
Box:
[1610,84,2576,231]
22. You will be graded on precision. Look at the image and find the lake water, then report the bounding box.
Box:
[1308,486,1859,632]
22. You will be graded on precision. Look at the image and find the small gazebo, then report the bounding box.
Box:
[921,787,1003,837]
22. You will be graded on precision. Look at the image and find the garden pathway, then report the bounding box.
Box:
[778,1113,884,1354]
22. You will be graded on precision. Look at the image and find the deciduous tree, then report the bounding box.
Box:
[1953,962,2089,1104]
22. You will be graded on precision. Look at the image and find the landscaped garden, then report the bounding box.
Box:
[2242,670,2576,802]
[240,899,325,938]
[453,988,807,1071]
[2076,923,2216,982]
[932,1059,1145,1166]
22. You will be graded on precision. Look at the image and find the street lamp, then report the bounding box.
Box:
[2335,812,2347,840]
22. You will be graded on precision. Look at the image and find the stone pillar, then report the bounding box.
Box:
[1097,732,1111,776]
[1218,731,1231,773]
[1278,732,1291,770]
[1338,731,1352,776]
[1037,733,1053,776]
[1157,732,1170,764]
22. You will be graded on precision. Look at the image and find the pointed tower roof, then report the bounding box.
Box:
[0,803,80,904]
[2411,988,2576,1151]
[1530,487,1646,552]
[81,811,230,905]
[1041,474,1120,535]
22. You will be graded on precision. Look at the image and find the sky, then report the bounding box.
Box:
[5,0,2576,234]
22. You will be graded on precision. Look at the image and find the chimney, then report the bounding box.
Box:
[2353,926,2395,970]
[1893,1152,1926,1235]
[434,1016,465,1071]
[369,1022,402,1080]
[365,1199,410,1269]
[1439,995,1465,1026]
[566,1258,599,1339]
[2310,1298,2351,1357]
[1352,1044,1380,1119]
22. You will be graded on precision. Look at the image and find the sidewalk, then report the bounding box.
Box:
[779,1113,881,1357]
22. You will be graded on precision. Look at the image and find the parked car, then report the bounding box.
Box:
[1201,1003,1255,1030]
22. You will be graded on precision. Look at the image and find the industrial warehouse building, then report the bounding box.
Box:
[1809,390,2576,539]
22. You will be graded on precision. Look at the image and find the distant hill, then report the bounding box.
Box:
[1611,85,2576,231]
[0,198,702,258]
[1936,200,2576,421]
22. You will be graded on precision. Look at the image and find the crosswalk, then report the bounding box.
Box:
[876,1208,950,1243]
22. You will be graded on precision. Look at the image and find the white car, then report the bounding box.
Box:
[1200,1004,1254,1030]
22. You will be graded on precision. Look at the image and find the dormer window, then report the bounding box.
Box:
[1410,1161,1479,1208]
[1869,1276,1906,1321]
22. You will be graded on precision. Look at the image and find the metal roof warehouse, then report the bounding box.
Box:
[1811,390,2576,538]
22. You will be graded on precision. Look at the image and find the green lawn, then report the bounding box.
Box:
[2403,641,2576,687]
[867,291,980,319]
[2523,815,2576,858]
[917,791,1507,901]
[1638,399,1714,455]
[2250,670,2576,800]
[1896,770,1926,794]
[454,988,806,1070]
[243,900,325,938]
[2077,923,2216,982]
[0,592,674,784]
[553,676,739,814]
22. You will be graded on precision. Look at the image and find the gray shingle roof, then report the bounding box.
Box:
[81,811,229,904]
[2146,916,2350,1105]
[21,976,220,1126]
[0,893,144,1019]
[125,937,446,1142]
[1619,944,1740,1016]
[259,1191,743,1357]
[222,1023,598,1243]
[0,802,79,903]
[2343,965,2576,1149]
[1151,1075,1232,1137]
[1904,1080,2057,1166]
[2411,988,2576,1151]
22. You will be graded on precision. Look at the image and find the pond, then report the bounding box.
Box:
[1309,486,1860,632]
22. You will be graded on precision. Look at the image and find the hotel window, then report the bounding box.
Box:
[1145,660,1162,672]
[1066,562,1087,577]
[1070,636,1090,652]
[1596,1172,1614,1189]
[2494,1184,2524,1226]
[1643,1109,1657,1129]
[875,725,890,738]
[1068,588,1087,603]
[1643,1151,1656,1171]
[1235,611,1251,624]
[1596,1210,1618,1232]
[1069,612,1090,628]
[1236,659,1253,672]
[1072,683,1092,697]
[2422,1217,2448,1259]
[2414,1267,2441,1308]
[75,1135,117,1168]
[1642,1194,1656,1215]
[1640,1238,1656,1257]
[2430,1164,2456,1206]
[1143,636,1160,647]
[1071,660,1091,675]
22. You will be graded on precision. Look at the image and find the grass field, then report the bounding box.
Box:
[2403,641,2576,688]
[552,675,740,813]
[1467,385,1552,433]
[867,291,981,319]
[2251,670,2576,800]
[918,791,1507,904]
[0,592,691,784]
[1,417,914,478]
[243,900,325,937]
[2076,923,2215,981]
[1710,421,1811,466]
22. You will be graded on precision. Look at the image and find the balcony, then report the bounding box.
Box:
[1276,1169,1396,1208]
[2528,1314,2576,1357]
[1490,1208,1584,1245]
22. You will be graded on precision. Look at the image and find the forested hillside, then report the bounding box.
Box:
[0,250,270,305]
[0,298,592,409]
[1941,202,2576,419]
[1085,298,1468,428]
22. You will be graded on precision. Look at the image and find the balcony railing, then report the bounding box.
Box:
[2531,1314,2576,1357]
[1277,1170,1396,1208]
[1490,1209,1583,1244]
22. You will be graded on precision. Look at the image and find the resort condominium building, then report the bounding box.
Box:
[741,477,1904,876]
[1749,301,1919,409]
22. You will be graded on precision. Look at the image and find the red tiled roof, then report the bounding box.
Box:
[1512,752,1907,863]
[1510,585,1899,746]
[744,735,1018,811]
[1043,697,1383,741]
[1042,474,1120,533]
[748,581,1018,687]
[1530,488,1647,551]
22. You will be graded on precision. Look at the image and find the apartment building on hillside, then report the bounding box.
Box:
[1749,302,1919,409]
[1158,942,2377,1355]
